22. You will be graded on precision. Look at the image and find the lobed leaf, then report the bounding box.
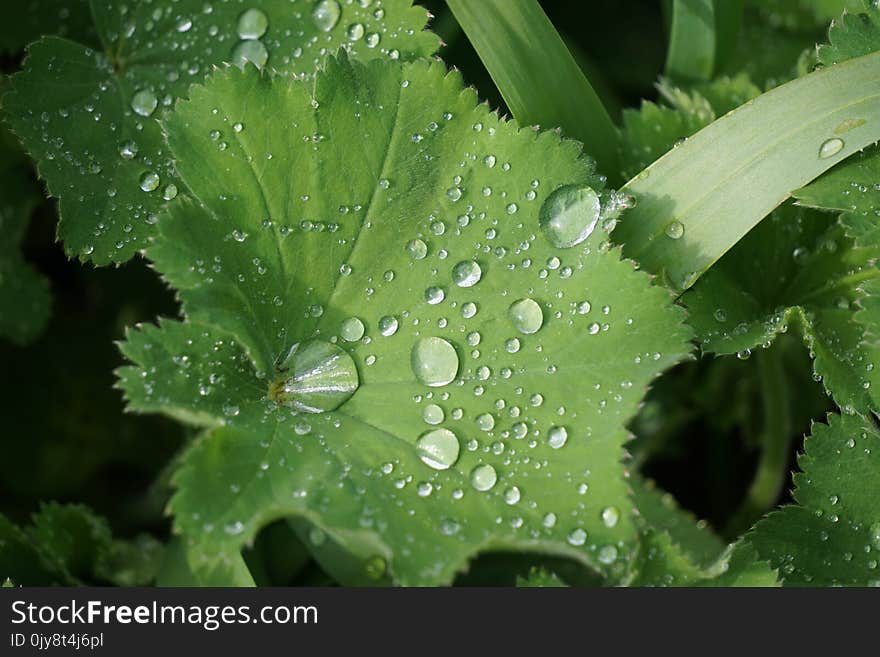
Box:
[748,412,880,586]
[4,0,437,265]
[117,56,693,585]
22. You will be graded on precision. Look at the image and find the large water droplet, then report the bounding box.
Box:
[406,238,428,260]
[313,0,341,32]
[539,184,601,248]
[452,260,482,287]
[131,89,158,117]
[470,463,497,491]
[416,427,460,470]
[237,8,268,39]
[269,340,358,412]
[232,40,269,69]
[411,337,459,387]
[508,298,543,335]
[818,137,844,159]
[547,426,568,449]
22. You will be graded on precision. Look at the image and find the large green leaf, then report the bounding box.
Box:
[118,56,692,585]
[748,413,880,586]
[4,0,437,265]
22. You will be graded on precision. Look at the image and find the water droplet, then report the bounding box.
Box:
[818,137,844,159]
[424,286,445,304]
[269,341,359,412]
[423,403,444,425]
[598,545,618,564]
[411,337,459,387]
[548,426,568,449]
[452,260,482,287]
[870,522,880,550]
[347,23,365,40]
[567,528,587,546]
[505,338,521,353]
[237,8,268,39]
[313,0,341,31]
[232,39,268,69]
[131,89,157,117]
[340,317,365,342]
[539,184,601,248]
[416,427,460,470]
[364,555,386,579]
[139,171,160,192]
[118,140,139,159]
[162,184,178,201]
[504,486,521,505]
[664,220,684,239]
[508,298,543,334]
[378,315,399,337]
[476,413,496,431]
[601,506,620,528]
[406,238,427,260]
[470,464,497,491]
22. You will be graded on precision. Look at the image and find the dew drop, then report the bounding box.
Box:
[548,426,568,449]
[340,317,365,342]
[378,315,399,337]
[452,260,482,287]
[131,89,158,117]
[237,8,268,39]
[504,486,521,505]
[508,298,543,335]
[232,40,268,69]
[139,171,160,192]
[664,220,685,240]
[416,427,460,470]
[411,337,459,387]
[423,403,445,425]
[818,137,844,159]
[313,0,341,31]
[406,238,427,260]
[601,506,620,528]
[470,463,497,491]
[269,340,358,413]
[567,528,587,546]
[539,184,601,248]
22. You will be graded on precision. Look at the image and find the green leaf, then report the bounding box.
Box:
[118,56,692,585]
[664,0,718,83]
[0,81,50,346]
[614,46,880,291]
[748,413,880,586]
[0,504,161,586]
[682,205,879,413]
[3,0,437,265]
[446,0,620,180]
[631,477,725,568]
[516,566,566,587]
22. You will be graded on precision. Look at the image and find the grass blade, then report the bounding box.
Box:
[665,0,716,82]
[446,0,620,179]
[614,51,880,292]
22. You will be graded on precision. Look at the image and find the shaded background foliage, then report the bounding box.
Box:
[0,0,855,584]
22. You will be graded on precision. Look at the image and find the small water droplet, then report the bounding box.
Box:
[664,220,684,240]
[423,403,444,425]
[232,40,268,69]
[548,426,568,449]
[508,298,543,335]
[818,137,844,159]
[470,463,497,491]
[340,317,365,342]
[237,8,268,39]
[313,0,341,31]
[452,260,482,287]
[416,427,460,470]
[131,89,157,117]
[411,337,459,387]
[406,238,428,260]
[601,506,620,528]
[378,315,399,337]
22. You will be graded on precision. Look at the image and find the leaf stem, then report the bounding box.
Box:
[725,348,792,537]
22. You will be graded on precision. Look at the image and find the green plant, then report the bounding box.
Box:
[1,0,879,587]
